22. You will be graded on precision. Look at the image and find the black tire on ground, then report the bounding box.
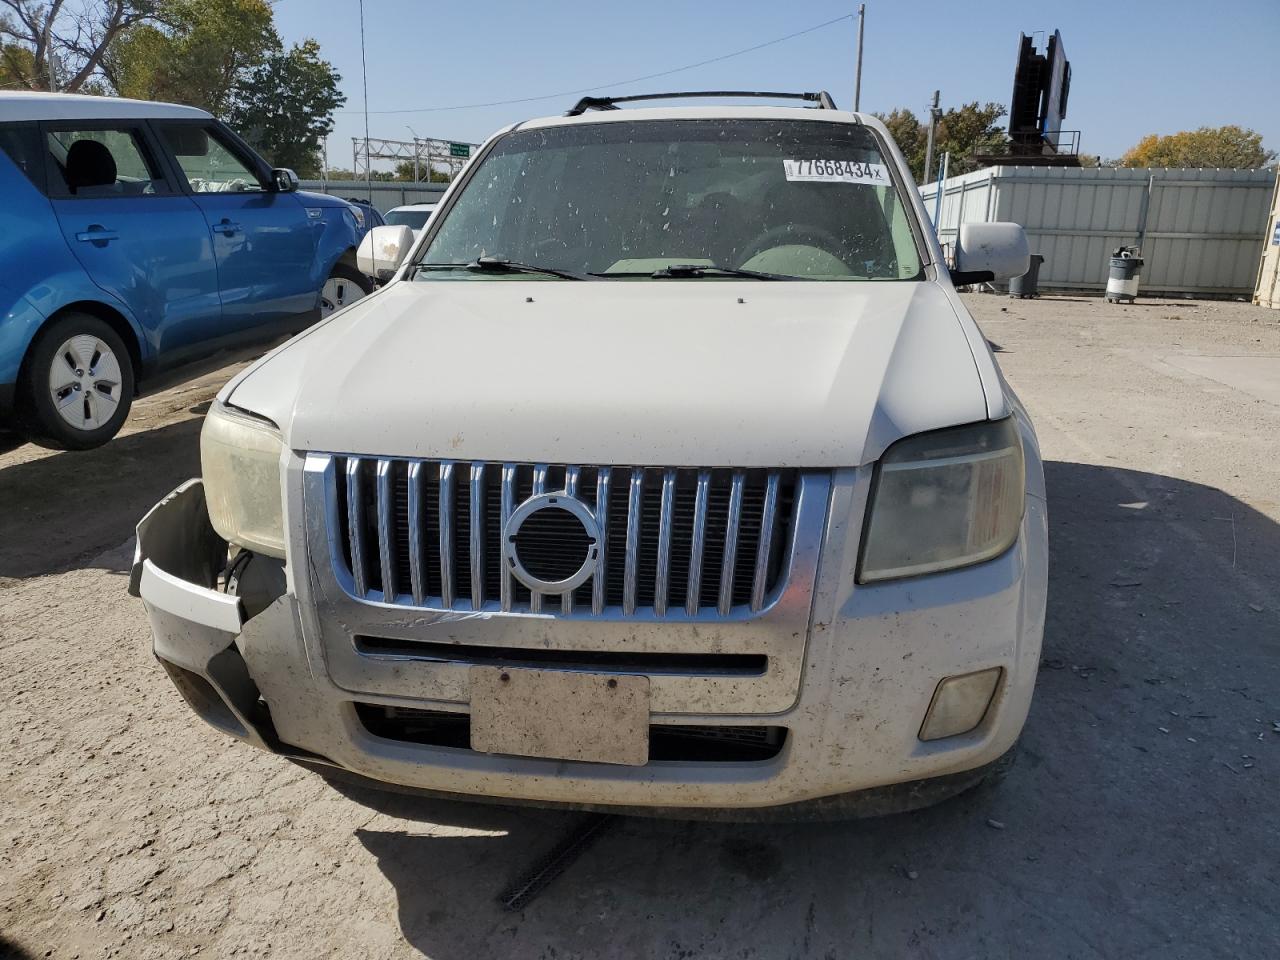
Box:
[19,312,135,451]
[320,262,374,317]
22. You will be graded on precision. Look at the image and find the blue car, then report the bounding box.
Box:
[0,92,373,449]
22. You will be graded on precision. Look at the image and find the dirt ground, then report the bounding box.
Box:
[2,295,1278,959]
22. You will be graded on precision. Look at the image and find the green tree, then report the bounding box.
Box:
[874,101,1007,183]
[1119,126,1275,169]
[1,0,161,91]
[934,101,1008,177]
[0,39,35,87]
[392,158,452,182]
[227,39,344,178]
[873,107,925,182]
[105,0,276,114]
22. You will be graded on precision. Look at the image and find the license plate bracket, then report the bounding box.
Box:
[470,666,650,766]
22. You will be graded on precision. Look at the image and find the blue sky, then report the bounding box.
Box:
[273,0,1279,171]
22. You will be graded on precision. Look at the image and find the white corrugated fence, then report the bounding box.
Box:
[918,166,1276,297]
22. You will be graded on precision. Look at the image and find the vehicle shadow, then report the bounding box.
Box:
[0,416,201,578]
[333,460,1280,958]
[0,934,37,959]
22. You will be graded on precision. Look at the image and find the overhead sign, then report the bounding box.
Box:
[449,143,471,158]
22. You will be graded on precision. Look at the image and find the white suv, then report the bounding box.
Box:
[130,91,1046,817]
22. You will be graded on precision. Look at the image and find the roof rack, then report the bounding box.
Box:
[564,90,838,117]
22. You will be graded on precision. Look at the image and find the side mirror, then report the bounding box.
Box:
[271,167,299,192]
[952,222,1030,285]
[357,224,415,281]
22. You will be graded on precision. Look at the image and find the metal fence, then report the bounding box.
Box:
[300,179,448,215]
[918,166,1277,297]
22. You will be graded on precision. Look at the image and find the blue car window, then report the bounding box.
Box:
[160,124,267,194]
[44,127,167,198]
[0,123,45,190]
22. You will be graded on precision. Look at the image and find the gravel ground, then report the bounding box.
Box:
[2,295,1278,959]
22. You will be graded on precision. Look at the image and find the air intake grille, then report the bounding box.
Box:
[328,460,799,617]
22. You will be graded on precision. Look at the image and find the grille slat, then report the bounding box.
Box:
[562,466,580,614]
[376,459,397,604]
[685,469,710,616]
[499,463,516,612]
[331,458,798,618]
[407,461,427,605]
[592,468,611,615]
[718,472,745,616]
[529,464,549,613]
[469,463,485,610]
[438,462,455,607]
[654,469,676,616]
[345,458,369,596]
[623,468,644,616]
[751,472,780,612]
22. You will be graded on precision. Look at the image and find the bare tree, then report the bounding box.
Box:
[1,0,160,92]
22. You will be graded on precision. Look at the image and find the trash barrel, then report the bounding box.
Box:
[1009,254,1045,299]
[1106,247,1144,303]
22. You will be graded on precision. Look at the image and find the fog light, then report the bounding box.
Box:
[919,668,1002,741]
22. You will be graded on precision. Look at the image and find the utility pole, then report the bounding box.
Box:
[406,126,422,182]
[853,4,865,112]
[923,90,942,183]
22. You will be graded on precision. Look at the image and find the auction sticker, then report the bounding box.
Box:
[783,159,889,184]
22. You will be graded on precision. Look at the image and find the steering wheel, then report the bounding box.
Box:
[738,223,843,265]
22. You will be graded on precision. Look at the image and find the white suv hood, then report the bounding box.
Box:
[226,280,990,467]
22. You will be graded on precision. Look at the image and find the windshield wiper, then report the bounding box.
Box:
[415,257,589,280]
[592,263,794,281]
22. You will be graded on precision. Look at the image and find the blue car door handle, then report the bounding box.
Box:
[75,226,119,242]
[212,219,241,235]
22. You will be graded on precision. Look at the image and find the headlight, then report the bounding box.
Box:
[200,401,286,558]
[858,418,1024,582]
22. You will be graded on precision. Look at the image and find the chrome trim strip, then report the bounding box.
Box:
[407,461,426,606]
[345,457,368,597]
[562,465,580,614]
[654,468,676,616]
[469,462,485,610]
[592,467,611,615]
[718,471,745,616]
[623,467,643,616]
[499,463,516,612]
[686,469,710,616]
[376,459,397,604]
[751,472,780,612]
[529,464,548,613]
[438,461,454,607]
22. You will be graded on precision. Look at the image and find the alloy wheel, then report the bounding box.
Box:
[320,276,366,318]
[47,334,122,431]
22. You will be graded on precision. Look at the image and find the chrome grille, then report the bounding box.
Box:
[328,460,801,617]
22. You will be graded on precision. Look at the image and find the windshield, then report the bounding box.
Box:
[416,119,923,281]
[386,208,433,229]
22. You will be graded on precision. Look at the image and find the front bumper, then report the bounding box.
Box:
[131,476,1048,812]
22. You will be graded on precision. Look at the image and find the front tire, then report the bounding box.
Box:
[319,262,373,319]
[19,313,135,450]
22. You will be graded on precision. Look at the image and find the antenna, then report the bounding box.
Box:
[358,0,371,202]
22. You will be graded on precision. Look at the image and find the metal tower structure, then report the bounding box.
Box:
[352,136,479,182]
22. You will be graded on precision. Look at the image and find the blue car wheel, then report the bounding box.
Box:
[20,312,135,450]
[319,262,373,319]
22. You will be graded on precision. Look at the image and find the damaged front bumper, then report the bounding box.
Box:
[128,480,310,757]
[131,478,1046,816]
